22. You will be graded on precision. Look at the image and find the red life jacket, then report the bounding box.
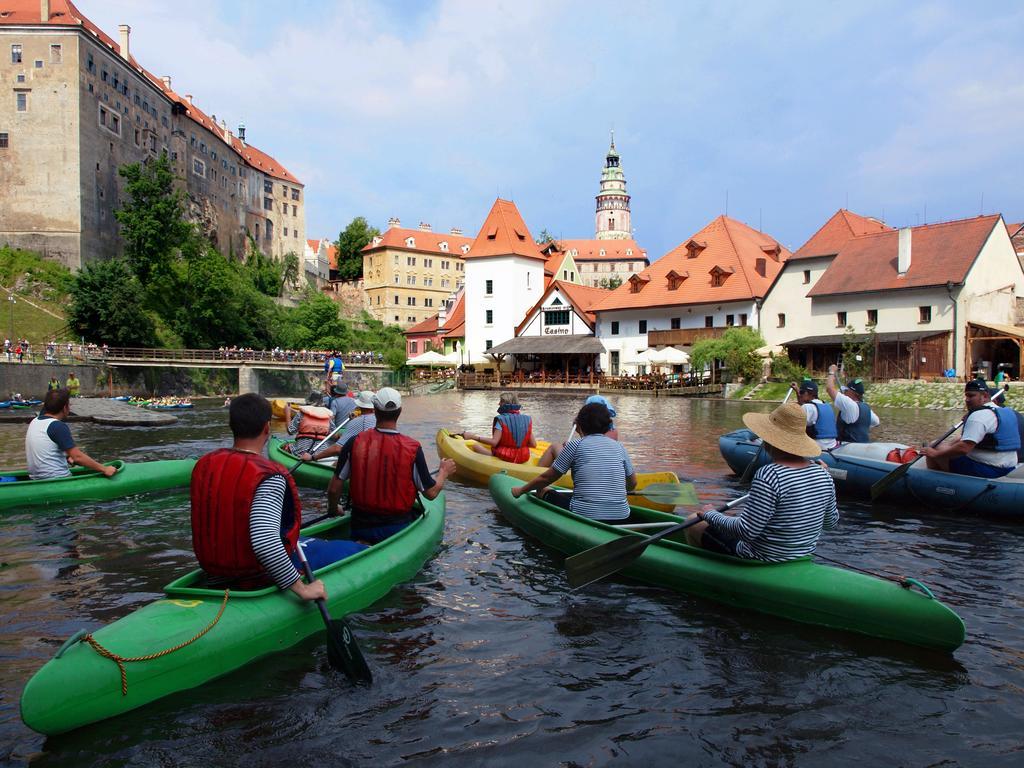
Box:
[492,414,533,464]
[349,429,420,517]
[296,405,332,440]
[190,448,302,585]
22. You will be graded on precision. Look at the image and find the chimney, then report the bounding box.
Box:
[897,227,912,275]
[418,222,432,232]
[238,123,246,142]
[184,94,193,105]
[161,75,171,90]
[118,25,130,61]
[40,0,50,22]
[755,257,766,277]
[450,227,462,236]
[387,217,401,228]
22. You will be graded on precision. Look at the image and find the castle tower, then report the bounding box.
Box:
[595,132,632,240]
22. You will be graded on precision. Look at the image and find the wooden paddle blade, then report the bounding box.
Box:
[869,459,916,501]
[326,618,373,684]
[565,535,654,589]
[634,482,698,506]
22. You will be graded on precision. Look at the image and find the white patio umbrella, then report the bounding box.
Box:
[648,346,690,366]
[406,350,450,366]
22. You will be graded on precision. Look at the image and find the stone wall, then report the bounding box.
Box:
[0,362,101,398]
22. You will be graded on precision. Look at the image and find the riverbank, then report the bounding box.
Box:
[729,380,1022,409]
[0,397,177,426]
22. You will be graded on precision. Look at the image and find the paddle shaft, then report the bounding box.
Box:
[870,385,1008,500]
[286,415,351,475]
[635,494,749,548]
[739,387,794,483]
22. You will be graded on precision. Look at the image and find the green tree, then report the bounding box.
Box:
[690,327,765,383]
[280,251,301,295]
[535,229,556,245]
[67,258,157,346]
[841,324,876,379]
[333,216,380,281]
[115,153,192,283]
[242,237,284,298]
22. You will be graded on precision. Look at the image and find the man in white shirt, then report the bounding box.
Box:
[792,378,839,450]
[25,389,116,480]
[922,380,1020,477]
[825,364,879,443]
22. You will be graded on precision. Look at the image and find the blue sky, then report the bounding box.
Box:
[89,1,1023,258]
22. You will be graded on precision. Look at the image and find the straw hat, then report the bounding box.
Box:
[742,403,821,458]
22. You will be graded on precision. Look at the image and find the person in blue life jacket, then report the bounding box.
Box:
[792,379,839,451]
[324,351,345,389]
[922,380,1023,477]
[461,392,537,464]
[825,364,879,443]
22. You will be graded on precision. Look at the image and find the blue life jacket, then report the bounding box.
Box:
[838,400,873,443]
[807,401,838,441]
[975,405,1023,458]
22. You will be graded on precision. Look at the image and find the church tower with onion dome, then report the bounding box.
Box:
[595,132,632,240]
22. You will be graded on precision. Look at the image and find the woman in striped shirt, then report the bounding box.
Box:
[685,402,839,561]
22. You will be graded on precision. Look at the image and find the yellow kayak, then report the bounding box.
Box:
[436,428,682,512]
[271,398,306,420]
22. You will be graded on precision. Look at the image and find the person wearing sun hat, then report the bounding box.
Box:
[825,364,879,443]
[327,387,455,543]
[921,379,1022,477]
[684,402,839,561]
[537,394,619,467]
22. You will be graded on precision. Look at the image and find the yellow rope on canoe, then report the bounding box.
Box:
[84,589,230,696]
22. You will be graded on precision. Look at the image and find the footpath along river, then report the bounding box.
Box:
[0,391,1022,766]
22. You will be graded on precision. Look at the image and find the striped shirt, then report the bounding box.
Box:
[248,475,302,590]
[338,413,376,445]
[551,434,634,521]
[704,462,839,562]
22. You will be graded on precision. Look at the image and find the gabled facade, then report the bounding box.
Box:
[0,0,303,268]
[516,280,609,339]
[303,238,331,282]
[541,246,583,286]
[463,199,546,367]
[402,287,465,359]
[361,219,472,329]
[556,238,648,288]
[592,215,789,375]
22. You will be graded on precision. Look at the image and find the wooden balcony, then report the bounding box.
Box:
[647,327,728,346]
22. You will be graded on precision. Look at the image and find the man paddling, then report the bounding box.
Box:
[792,379,839,450]
[25,388,116,480]
[284,393,336,455]
[825,364,878,442]
[327,387,455,543]
[685,402,839,560]
[299,390,376,463]
[191,393,365,600]
[921,380,1022,477]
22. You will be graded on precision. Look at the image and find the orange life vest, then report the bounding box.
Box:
[296,405,332,440]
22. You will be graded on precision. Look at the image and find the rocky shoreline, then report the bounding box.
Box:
[728,380,1021,410]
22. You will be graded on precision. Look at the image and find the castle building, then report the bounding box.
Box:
[0,0,303,269]
[361,219,473,329]
[596,133,631,240]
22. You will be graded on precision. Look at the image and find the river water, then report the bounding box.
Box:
[0,392,1021,767]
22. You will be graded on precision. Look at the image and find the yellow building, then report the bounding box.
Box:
[362,219,474,328]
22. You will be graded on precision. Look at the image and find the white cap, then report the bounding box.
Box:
[373,387,402,410]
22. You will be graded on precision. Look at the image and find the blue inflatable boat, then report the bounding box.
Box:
[719,428,1024,518]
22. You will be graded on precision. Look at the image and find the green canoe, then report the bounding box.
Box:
[488,473,965,652]
[21,494,445,734]
[0,459,197,509]
[268,435,336,489]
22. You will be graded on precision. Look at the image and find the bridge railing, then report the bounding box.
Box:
[98,347,385,366]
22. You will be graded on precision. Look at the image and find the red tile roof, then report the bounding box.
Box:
[1008,222,1024,254]
[465,199,547,261]
[362,226,474,256]
[1,1,300,185]
[556,238,648,263]
[808,215,1003,297]
[594,215,789,312]
[404,315,440,336]
[440,292,465,337]
[791,209,891,261]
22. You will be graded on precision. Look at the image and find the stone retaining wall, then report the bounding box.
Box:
[0,362,102,398]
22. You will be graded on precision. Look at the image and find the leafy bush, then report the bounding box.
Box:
[769,352,810,383]
[67,258,157,346]
[691,327,765,383]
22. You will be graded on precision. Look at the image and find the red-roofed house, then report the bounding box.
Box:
[361,218,473,329]
[761,210,893,349]
[303,239,331,283]
[592,215,789,375]
[463,199,548,367]
[0,1,303,267]
[403,288,466,359]
[1009,222,1024,271]
[556,238,649,288]
[780,214,1024,378]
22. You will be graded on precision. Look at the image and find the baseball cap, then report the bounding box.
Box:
[965,379,995,395]
[798,379,818,395]
[584,394,617,418]
[843,379,865,396]
[372,387,402,410]
[354,390,375,409]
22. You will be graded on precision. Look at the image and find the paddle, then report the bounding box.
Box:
[870,384,1009,501]
[738,387,794,483]
[630,482,698,506]
[286,415,351,475]
[294,540,373,684]
[565,494,749,589]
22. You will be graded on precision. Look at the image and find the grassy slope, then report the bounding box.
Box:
[0,247,73,344]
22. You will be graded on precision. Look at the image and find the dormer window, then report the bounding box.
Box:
[626,249,633,256]
[439,241,449,252]
[486,226,498,240]
[405,237,416,248]
[629,274,649,294]
[599,249,606,257]
[755,257,767,277]
[760,243,782,260]
[685,239,707,259]
[709,265,734,287]
[461,244,470,254]
[513,228,526,242]
[666,270,688,290]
